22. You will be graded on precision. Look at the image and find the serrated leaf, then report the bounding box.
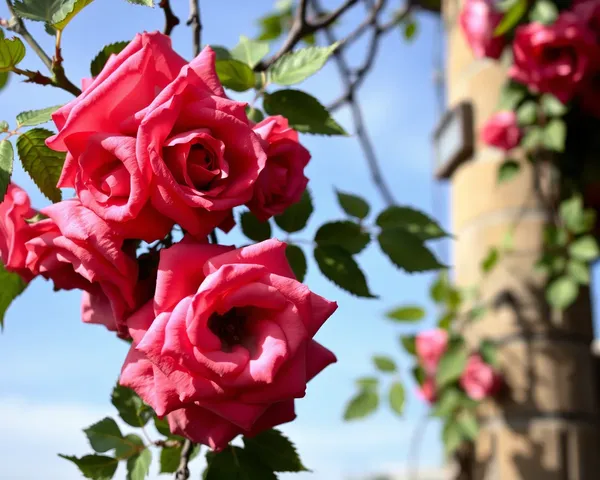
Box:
[567,259,589,285]
[16,105,63,127]
[215,59,255,92]
[257,13,284,42]
[240,211,271,241]
[51,0,94,29]
[125,0,154,5]
[0,36,25,72]
[0,140,14,201]
[13,0,61,23]
[274,189,312,233]
[389,382,405,416]
[497,159,520,183]
[115,434,144,459]
[386,305,425,322]
[111,384,153,428]
[373,355,396,372]
[494,0,527,36]
[378,228,445,273]
[16,128,64,203]
[400,335,416,355]
[205,447,277,480]
[154,417,172,438]
[546,276,578,309]
[344,389,379,421]
[336,190,369,219]
[269,44,337,85]
[314,245,375,297]
[285,244,306,282]
[569,235,599,262]
[376,206,447,240]
[126,448,151,480]
[90,42,129,77]
[231,35,269,68]
[84,417,124,453]
[59,454,118,480]
[436,338,468,389]
[243,429,308,472]
[0,261,27,329]
[159,444,200,473]
[263,89,347,135]
[315,221,370,254]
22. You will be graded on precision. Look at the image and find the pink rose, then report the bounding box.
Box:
[417,377,436,404]
[247,116,310,221]
[481,111,522,150]
[25,200,138,336]
[416,329,448,375]
[0,184,38,281]
[459,0,506,60]
[119,239,337,450]
[510,14,597,103]
[460,354,503,400]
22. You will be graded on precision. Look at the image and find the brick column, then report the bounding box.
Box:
[443,2,600,478]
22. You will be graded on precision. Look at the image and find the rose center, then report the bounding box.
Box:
[208,307,248,351]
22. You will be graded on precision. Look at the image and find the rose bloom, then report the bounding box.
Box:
[119,239,337,450]
[481,111,522,151]
[460,354,503,400]
[459,0,506,60]
[47,32,267,240]
[510,14,597,103]
[247,116,310,221]
[416,329,448,376]
[417,377,437,404]
[25,199,138,336]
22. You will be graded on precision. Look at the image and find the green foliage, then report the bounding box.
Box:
[457,410,479,441]
[386,305,425,322]
[497,81,527,110]
[0,35,26,72]
[13,0,93,28]
[497,159,520,183]
[0,262,27,329]
[344,388,379,421]
[315,221,370,254]
[159,444,200,474]
[0,139,14,201]
[0,71,9,91]
[432,387,463,417]
[240,211,271,241]
[376,206,447,240]
[246,106,265,123]
[84,418,124,453]
[215,59,255,92]
[274,189,313,233]
[494,0,527,35]
[516,101,537,125]
[91,42,129,76]
[546,276,578,309]
[529,0,558,24]
[210,45,232,60]
[388,382,405,416]
[285,244,307,282]
[543,119,566,152]
[125,0,153,5]
[436,338,468,389]
[480,340,498,366]
[569,235,599,262]
[373,355,397,372]
[111,384,153,428]
[560,195,595,235]
[115,434,145,459]
[263,89,347,135]
[16,105,62,127]
[540,94,567,117]
[314,245,375,297]
[52,0,95,30]
[269,44,338,86]
[481,247,499,273]
[126,448,151,480]
[59,454,118,480]
[243,429,308,472]
[336,190,370,219]
[356,376,379,389]
[400,335,417,355]
[231,36,269,68]
[378,228,445,273]
[567,260,589,285]
[17,128,65,203]
[442,420,464,455]
[205,447,277,480]
[402,18,418,41]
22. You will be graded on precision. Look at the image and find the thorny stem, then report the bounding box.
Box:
[175,439,195,480]
[188,0,202,56]
[159,0,181,36]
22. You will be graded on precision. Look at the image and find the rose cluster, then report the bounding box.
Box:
[414,329,502,403]
[0,32,337,450]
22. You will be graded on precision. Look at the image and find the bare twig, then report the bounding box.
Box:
[159,0,181,36]
[187,0,202,56]
[175,439,195,480]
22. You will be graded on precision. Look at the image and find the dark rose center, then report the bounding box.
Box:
[208,307,248,351]
[187,144,220,190]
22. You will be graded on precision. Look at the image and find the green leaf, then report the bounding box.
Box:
[269,43,337,85]
[315,221,370,254]
[442,420,464,455]
[497,159,520,183]
[16,105,62,127]
[546,276,578,309]
[0,140,14,201]
[314,245,375,297]
[0,36,25,72]
[437,311,454,330]
[432,387,463,417]
[569,235,599,262]
[521,126,544,150]
[494,0,527,36]
[400,335,416,355]
[111,384,153,428]
[274,189,312,233]
[403,18,418,40]
[16,128,64,203]
[126,448,151,480]
[210,45,231,60]
[285,244,307,282]
[90,42,129,77]
[541,93,567,117]
[59,454,118,480]
[529,0,558,24]
[84,417,124,453]
[373,355,396,372]
[389,382,405,416]
[243,429,308,472]
[0,71,10,91]
[498,81,527,110]
[481,247,499,273]
[51,0,94,29]
[376,206,447,240]
[411,364,426,385]
[215,59,255,92]
[516,100,537,125]
[0,261,27,329]
[231,35,269,68]
[560,195,595,234]
[205,447,277,480]
[543,119,566,152]
[386,305,425,322]
[13,0,92,27]
[430,271,451,303]
[567,259,589,285]
[457,410,479,441]
[240,211,271,241]
[263,89,347,136]
[114,434,144,459]
[336,190,369,219]
[378,228,445,273]
[160,444,200,473]
[436,338,468,389]
[257,13,284,42]
[480,340,498,366]
[125,0,153,5]
[154,416,172,438]
[356,376,378,389]
[344,389,379,421]
[246,106,265,123]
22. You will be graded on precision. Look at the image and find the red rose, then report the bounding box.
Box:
[510,14,597,103]
[459,0,506,60]
[481,111,522,151]
[417,377,437,404]
[247,116,310,221]
[120,239,337,450]
[460,354,503,400]
[416,329,448,376]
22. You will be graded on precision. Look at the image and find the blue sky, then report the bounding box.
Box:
[0,1,454,478]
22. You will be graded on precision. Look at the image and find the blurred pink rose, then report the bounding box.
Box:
[459,0,506,59]
[417,377,437,404]
[416,329,448,375]
[460,354,503,400]
[481,111,522,151]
